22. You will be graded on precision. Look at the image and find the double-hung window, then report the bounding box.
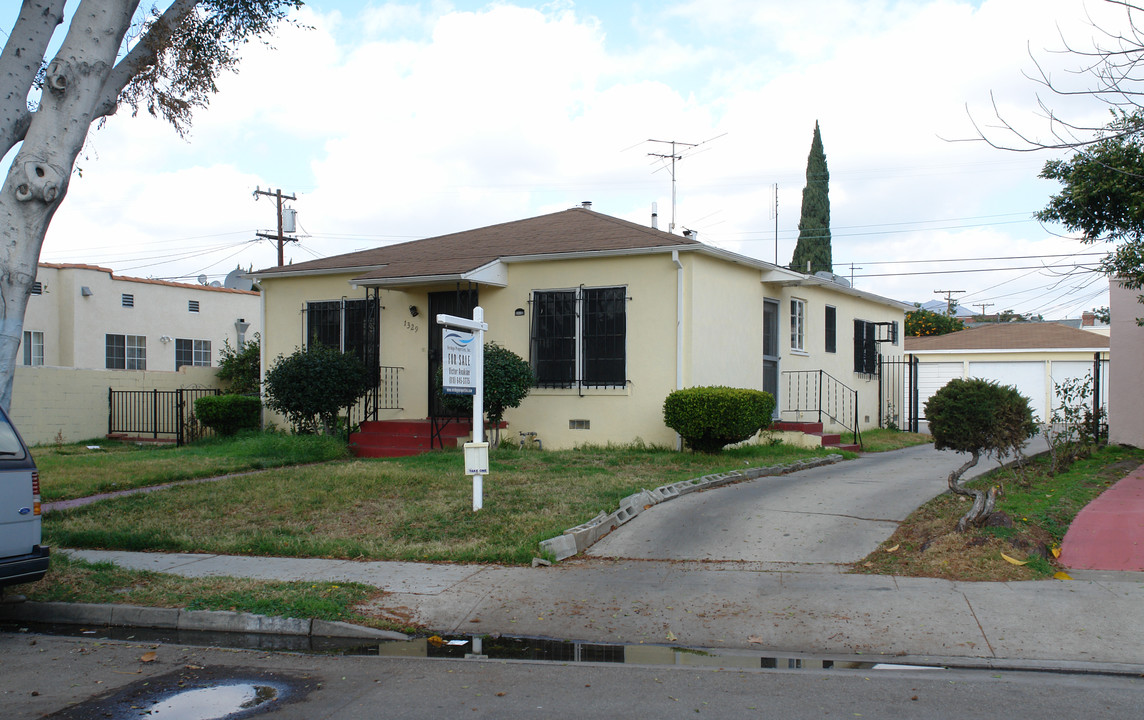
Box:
[175,339,211,369]
[22,331,43,366]
[106,334,146,370]
[790,298,806,352]
[531,286,626,388]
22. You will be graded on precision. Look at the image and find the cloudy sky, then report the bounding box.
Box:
[7,0,1131,317]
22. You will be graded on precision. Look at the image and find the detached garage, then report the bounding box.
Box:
[905,323,1109,423]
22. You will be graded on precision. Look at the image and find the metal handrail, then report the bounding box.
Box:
[780,370,861,447]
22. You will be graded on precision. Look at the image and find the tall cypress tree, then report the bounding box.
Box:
[790,121,833,274]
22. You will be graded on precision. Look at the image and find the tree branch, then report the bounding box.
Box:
[0,0,67,156]
[92,0,199,121]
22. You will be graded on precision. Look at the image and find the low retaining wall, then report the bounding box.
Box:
[539,454,844,561]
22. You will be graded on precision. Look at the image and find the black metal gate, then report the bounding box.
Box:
[428,285,479,447]
[877,354,920,433]
[108,387,222,446]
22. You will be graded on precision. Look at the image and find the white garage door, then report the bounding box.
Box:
[968,361,1047,421]
[918,362,963,418]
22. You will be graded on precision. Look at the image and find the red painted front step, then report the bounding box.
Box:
[349,419,504,459]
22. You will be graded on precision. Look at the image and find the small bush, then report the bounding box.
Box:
[263,344,372,434]
[663,386,775,453]
[195,395,262,436]
[925,378,1036,458]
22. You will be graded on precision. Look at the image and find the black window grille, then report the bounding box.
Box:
[306,300,342,350]
[853,319,877,375]
[530,287,626,389]
[306,298,376,366]
[825,305,837,354]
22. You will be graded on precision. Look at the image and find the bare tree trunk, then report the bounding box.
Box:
[944,449,1000,531]
[0,0,139,410]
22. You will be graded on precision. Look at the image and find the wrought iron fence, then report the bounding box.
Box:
[878,354,920,433]
[780,369,861,446]
[345,366,403,432]
[108,387,222,446]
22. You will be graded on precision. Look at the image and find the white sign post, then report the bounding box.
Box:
[437,306,488,511]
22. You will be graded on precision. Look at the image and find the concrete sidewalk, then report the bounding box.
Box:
[58,547,1144,670]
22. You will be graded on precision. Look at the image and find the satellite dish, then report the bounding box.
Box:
[223,266,254,291]
[197,274,208,286]
[209,280,222,287]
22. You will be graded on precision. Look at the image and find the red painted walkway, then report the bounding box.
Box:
[1059,462,1144,572]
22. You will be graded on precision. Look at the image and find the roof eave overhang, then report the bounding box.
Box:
[251,265,384,281]
[766,271,914,311]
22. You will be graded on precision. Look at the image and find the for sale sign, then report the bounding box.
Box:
[442,329,477,395]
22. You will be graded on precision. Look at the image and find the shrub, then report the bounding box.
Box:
[433,343,533,443]
[195,394,262,436]
[906,306,964,337]
[217,334,261,395]
[663,386,775,453]
[263,344,372,434]
[925,377,1037,530]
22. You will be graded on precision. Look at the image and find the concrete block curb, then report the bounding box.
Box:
[0,601,410,641]
[538,453,846,561]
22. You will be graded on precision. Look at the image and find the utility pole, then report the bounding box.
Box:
[849,262,863,287]
[934,289,965,317]
[253,187,297,267]
[974,302,994,320]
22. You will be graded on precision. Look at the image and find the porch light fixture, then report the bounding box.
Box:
[409,305,419,317]
[514,308,525,316]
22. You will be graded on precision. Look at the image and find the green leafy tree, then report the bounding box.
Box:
[790,121,833,275]
[905,306,964,336]
[0,0,301,412]
[925,378,1037,531]
[263,344,371,435]
[1037,110,1144,322]
[217,334,261,395]
[663,386,775,454]
[434,343,532,444]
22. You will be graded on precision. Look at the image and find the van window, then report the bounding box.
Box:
[0,415,27,458]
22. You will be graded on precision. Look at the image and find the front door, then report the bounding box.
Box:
[428,287,478,418]
[763,298,780,414]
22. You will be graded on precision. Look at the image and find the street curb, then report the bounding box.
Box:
[0,601,408,641]
[540,454,845,561]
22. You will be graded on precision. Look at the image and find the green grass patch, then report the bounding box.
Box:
[21,554,410,631]
[44,442,838,565]
[34,432,350,501]
[853,444,1144,581]
[859,428,933,453]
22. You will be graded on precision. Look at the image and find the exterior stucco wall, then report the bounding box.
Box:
[686,254,764,389]
[1109,280,1144,447]
[10,365,222,446]
[21,265,259,371]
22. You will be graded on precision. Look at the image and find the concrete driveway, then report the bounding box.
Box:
[587,444,1007,564]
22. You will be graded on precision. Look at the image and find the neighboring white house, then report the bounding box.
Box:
[11,263,261,444]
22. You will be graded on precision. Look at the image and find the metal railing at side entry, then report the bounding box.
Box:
[779,370,861,447]
[345,365,403,432]
[108,387,222,446]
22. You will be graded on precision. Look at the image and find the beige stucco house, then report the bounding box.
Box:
[905,322,1110,424]
[1109,278,1143,448]
[253,206,910,451]
[11,263,260,444]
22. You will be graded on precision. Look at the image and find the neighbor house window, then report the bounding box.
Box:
[530,286,626,388]
[175,339,211,369]
[790,298,806,352]
[853,320,877,375]
[824,305,837,354]
[22,331,43,366]
[106,334,146,370]
[188,300,200,313]
[122,294,134,308]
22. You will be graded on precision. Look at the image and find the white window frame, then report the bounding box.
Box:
[22,330,43,366]
[790,298,806,353]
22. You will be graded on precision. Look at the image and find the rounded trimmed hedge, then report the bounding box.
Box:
[663,386,776,453]
[195,394,262,436]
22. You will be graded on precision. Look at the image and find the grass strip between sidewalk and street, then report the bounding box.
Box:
[854,444,1144,582]
[35,433,351,502]
[19,554,410,632]
[43,441,849,565]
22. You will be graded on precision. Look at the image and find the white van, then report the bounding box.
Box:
[0,405,49,592]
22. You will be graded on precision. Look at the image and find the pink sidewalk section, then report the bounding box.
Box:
[1059,462,1144,571]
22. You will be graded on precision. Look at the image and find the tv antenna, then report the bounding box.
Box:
[646,134,725,233]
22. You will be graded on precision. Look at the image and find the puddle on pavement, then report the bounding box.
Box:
[4,621,945,673]
[142,683,278,718]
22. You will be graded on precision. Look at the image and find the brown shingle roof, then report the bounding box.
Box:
[905,322,1109,351]
[254,208,700,282]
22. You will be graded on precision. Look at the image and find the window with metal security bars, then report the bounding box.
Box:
[22,331,43,366]
[122,294,134,308]
[304,298,377,366]
[175,338,211,369]
[853,320,877,375]
[188,300,200,313]
[825,305,837,353]
[106,334,146,369]
[530,287,626,388]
